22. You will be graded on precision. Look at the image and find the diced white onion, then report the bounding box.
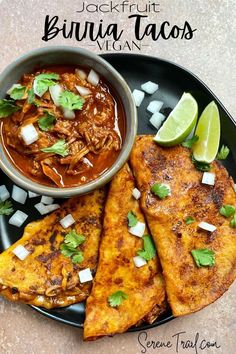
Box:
[12,245,30,260]
[132,188,141,200]
[21,124,39,146]
[34,202,50,215]
[28,191,39,198]
[75,68,87,80]
[132,89,145,107]
[141,81,159,95]
[150,112,166,130]
[7,84,22,95]
[202,172,216,186]
[12,185,27,204]
[198,221,217,233]
[41,196,54,205]
[78,268,93,283]
[60,214,75,228]
[9,210,28,227]
[234,184,236,193]
[133,256,147,268]
[46,204,60,212]
[0,185,10,202]
[75,85,91,96]
[129,221,146,238]
[33,79,47,97]
[147,100,163,114]
[49,84,63,107]
[62,107,75,120]
[87,69,99,86]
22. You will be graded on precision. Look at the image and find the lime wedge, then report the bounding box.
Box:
[154,93,198,146]
[193,101,220,163]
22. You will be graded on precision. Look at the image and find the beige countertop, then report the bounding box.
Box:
[0,1,236,353]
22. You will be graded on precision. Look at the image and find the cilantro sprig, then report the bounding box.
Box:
[185,216,195,225]
[108,291,128,307]
[34,73,59,97]
[151,183,170,199]
[182,135,199,149]
[127,211,138,227]
[58,91,84,111]
[191,155,211,172]
[191,249,215,267]
[230,214,236,228]
[41,139,69,157]
[8,84,26,100]
[0,99,20,118]
[137,235,156,261]
[38,112,56,131]
[0,200,14,216]
[217,145,230,160]
[220,205,235,218]
[60,230,86,264]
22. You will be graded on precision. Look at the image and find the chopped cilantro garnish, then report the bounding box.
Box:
[217,145,230,160]
[137,235,156,261]
[41,139,69,157]
[8,84,26,100]
[64,230,85,248]
[58,90,84,111]
[151,183,170,199]
[0,99,20,118]
[191,155,211,172]
[108,291,128,307]
[220,205,235,218]
[60,230,85,264]
[0,200,14,216]
[127,211,138,227]
[230,214,236,228]
[185,216,195,225]
[38,112,56,131]
[182,135,199,149]
[34,73,59,97]
[191,249,215,267]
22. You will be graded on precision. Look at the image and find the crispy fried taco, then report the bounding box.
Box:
[84,164,166,340]
[0,189,106,308]
[130,135,236,316]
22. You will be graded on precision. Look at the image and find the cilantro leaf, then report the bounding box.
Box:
[60,243,75,258]
[72,252,84,264]
[108,291,128,307]
[34,73,59,97]
[8,84,26,100]
[137,235,156,261]
[185,216,195,225]
[151,183,170,199]
[220,205,235,218]
[38,112,56,131]
[27,88,37,105]
[58,91,85,111]
[191,155,211,172]
[64,230,85,248]
[0,200,14,216]
[41,139,69,157]
[182,135,199,149]
[230,213,236,228]
[0,99,20,118]
[127,211,138,227]
[191,249,215,267]
[217,145,230,160]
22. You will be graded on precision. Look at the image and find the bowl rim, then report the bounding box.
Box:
[0,46,137,197]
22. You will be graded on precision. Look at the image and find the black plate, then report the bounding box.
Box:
[0,53,235,331]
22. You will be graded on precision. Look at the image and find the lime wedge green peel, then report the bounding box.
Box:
[193,101,220,163]
[154,93,198,146]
